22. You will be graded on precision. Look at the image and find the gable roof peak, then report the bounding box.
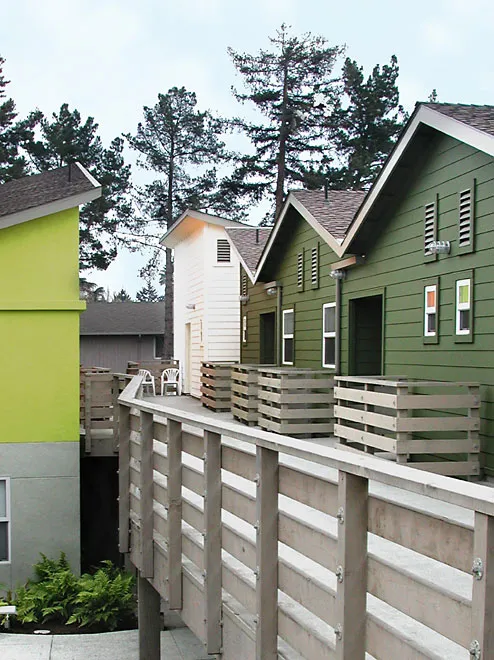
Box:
[419,102,494,137]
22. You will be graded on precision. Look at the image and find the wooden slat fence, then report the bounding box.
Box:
[119,373,494,660]
[200,362,235,412]
[334,376,480,476]
[257,367,334,437]
[231,364,263,426]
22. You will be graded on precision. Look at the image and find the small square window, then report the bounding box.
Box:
[0,479,10,562]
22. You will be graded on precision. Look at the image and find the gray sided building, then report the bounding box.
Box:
[80,302,165,373]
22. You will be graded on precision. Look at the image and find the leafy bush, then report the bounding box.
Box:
[68,561,135,631]
[15,553,78,624]
[12,554,135,631]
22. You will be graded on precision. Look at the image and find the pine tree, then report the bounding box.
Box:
[136,282,161,302]
[227,24,344,219]
[126,86,233,358]
[327,56,407,189]
[112,289,133,302]
[0,55,39,183]
[24,103,134,270]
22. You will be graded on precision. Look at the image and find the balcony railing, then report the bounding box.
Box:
[118,373,494,660]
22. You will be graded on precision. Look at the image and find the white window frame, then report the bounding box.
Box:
[424,285,437,337]
[282,309,294,365]
[322,302,336,368]
[242,315,247,344]
[0,477,11,564]
[456,278,471,335]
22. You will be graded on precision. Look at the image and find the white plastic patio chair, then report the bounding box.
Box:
[138,369,155,396]
[161,368,181,396]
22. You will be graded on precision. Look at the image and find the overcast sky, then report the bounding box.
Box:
[2,0,493,295]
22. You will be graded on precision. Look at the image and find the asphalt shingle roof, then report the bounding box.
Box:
[0,164,97,219]
[225,227,272,273]
[80,302,165,335]
[291,189,366,239]
[422,102,494,137]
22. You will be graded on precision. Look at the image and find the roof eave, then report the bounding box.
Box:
[340,104,494,253]
[160,209,246,248]
[0,185,102,231]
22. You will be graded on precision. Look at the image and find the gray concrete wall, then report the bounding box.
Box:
[80,335,158,373]
[0,442,80,591]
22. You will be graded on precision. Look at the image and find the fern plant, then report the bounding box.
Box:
[67,561,135,631]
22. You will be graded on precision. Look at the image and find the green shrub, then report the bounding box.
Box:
[14,553,78,624]
[13,554,135,631]
[67,561,135,631]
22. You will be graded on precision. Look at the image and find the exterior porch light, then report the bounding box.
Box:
[427,240,451,255]
[239,295,250,303]
[330,269,346,280]
[186,303,196,310]
[266,287,277,296]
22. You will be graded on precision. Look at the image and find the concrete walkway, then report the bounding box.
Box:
[0,628,209,660]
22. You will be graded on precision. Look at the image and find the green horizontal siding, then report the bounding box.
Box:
[340,133,494,473]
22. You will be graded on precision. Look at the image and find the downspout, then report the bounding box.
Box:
[276,285,282,366]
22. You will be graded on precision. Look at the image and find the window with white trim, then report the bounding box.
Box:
[282,309,294,365]
[456,279,471,335]
[322,303,336,368]
[0,478,10,562]
[216,239,231,263]
[242,315,247,343]
[424,285,437,337]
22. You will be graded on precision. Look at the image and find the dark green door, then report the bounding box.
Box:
[260,312,276,364]
[349,295,383,376]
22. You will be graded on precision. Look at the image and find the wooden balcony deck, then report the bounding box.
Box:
[118,375,494,660]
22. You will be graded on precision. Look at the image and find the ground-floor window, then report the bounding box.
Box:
[456,278,472,336]
[282,309,294,365]
[322,303,336,368]
[424,284,437,338]
[242,315,247,343]
[0,478,10,562]
[154,334,165,358]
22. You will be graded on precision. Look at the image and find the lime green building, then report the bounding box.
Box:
[0,163,101,589]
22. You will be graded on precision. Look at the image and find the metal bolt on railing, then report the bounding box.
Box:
[336,507,345,524]
[470,639,481,659]
[254,474,260,485]
[472,558,484,580]
[335,565,344,583]
[335,624,343,641]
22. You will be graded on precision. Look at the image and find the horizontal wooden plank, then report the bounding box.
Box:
[397,416,480,432]
[221,446,256,481]
[398,439,479,454]
[397,394,480,410]
[335,424,397,453]
[260,390,334,405]
[334,386,397,408]
[411,460,480,476]
[222,484,256,525]
[334,404,397,431]
[279,466,337,515]
[258,403,332,420]
[183,431,204,459]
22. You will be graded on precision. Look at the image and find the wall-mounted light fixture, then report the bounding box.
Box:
[427,240,451,255]
[239,295,250,303]
[266,287,277,296]
[186,303,196,310]
[330,269,346,280]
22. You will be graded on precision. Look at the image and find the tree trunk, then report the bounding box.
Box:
[164,148,175,360]
[274,60,289,220]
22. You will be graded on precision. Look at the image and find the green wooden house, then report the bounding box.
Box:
[0,164,101,589]
[229,102,494,475]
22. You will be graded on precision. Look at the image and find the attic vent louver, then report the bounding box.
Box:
[424,202,436,255]
[241,272,248,296]
[297,252,304,288]
[217,239,231,263]
[311,246,318,287]
[459,188,472,247]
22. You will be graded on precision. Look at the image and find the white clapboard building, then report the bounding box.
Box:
[161,210,244,397]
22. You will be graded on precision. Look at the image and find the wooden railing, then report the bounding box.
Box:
[119,373,494,660]
[334,376,480,477]
[80,371,132,453]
